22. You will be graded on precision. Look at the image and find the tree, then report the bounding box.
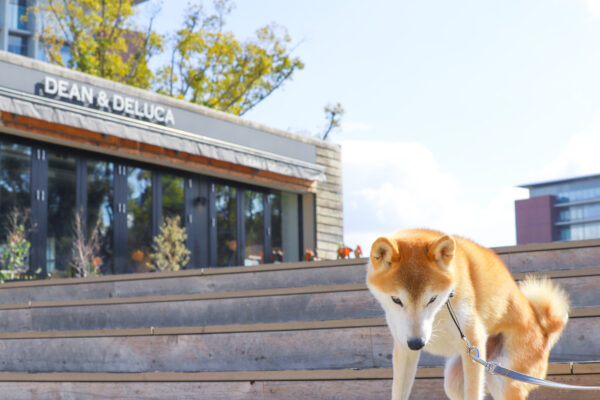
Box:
[29,1,341,138]
[321,102,345,140]
[29,0,163,89]
[155,0,304,115]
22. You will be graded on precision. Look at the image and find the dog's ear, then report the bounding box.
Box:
[428,235,455,269]
[370,237,398,271]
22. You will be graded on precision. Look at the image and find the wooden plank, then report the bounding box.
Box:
[0,329,378,373]
[573,363,600,375]
[0,382,265,400]
[1,265,599,311]
[0,364,593,382]
[512,266,600,280]
[0,375,597,400]
[0,302,598,337]
[0,264,369,304]
[0,369,393,382]
[493,239,600,254]
[0,283,367,310]
[1,318,597,373]
[0,258,367,289]
[372,317,600,368]
[24,290,382,332]
[498,247,600,273]
[0,318,387,339]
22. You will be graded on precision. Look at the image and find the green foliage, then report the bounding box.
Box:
[29,0,164,89]
[148,216,191,272]
[155,0,304,115]
[28,1,340,137]
[1,208,32,280]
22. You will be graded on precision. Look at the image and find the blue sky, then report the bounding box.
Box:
[143,0,600,248]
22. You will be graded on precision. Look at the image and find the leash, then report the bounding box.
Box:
[445,292,600,391]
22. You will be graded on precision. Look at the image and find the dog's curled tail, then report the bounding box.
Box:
[520,276,570,346]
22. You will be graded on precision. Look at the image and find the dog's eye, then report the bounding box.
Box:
[391,296,404,307]
[427,296,437,306]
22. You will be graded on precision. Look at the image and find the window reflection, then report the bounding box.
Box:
[87,160,113,274]
[216,185,237,266]
[46,151,76,274]
[8,0,28,30]
[162,174,184,222]
[8,34,27,56]
[127,167,152,272]
[269,193,283,263]
[270,191,300,263]
[244,191,264,266]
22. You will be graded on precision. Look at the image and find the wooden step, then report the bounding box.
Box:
[1,238,599,305]
[1,241,600,307]
[1,274,598,333]
[0,364,597,400]
[495,239,600,273]
[0,311,597,373]
[0,259,367,303]
[0,285,375,332]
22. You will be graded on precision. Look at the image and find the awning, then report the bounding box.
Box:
[0,87,326,182]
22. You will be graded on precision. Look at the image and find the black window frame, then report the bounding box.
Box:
[0,134,300,276]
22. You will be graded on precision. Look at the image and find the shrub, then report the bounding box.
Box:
[69,211,102,278]
[1,208,33,280]
[147,216,190,272]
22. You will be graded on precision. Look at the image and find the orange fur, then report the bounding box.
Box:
[366,229,570,400]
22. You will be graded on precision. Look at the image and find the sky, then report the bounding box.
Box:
[141,0,600,249]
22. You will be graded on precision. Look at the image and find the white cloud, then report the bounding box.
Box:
[585,0,600,17]
[535,130,600,181]
[341,140,528,252]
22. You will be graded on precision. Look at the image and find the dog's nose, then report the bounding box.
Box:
[407,337,425,350]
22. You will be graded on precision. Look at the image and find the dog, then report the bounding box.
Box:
[366,229,569,400]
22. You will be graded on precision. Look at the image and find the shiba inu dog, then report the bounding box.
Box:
[367,229,569,400]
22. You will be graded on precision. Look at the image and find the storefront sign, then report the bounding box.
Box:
[40,76,175,125]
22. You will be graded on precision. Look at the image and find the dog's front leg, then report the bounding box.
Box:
[461,324,486,400]
[391,340,420,400]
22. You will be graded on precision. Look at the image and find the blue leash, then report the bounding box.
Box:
[445,293,600,391]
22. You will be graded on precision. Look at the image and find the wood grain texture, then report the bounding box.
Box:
[498,247,600,273]
[0,382,264,400]
[0,375,597,400]
[0,317,597,373]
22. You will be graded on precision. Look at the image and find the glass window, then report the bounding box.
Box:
[269,193,282,263]
[87,160,113,274]
[8,34,27,56]
[215,184,237,267]
[558,203,600,222]
[8,0,28,30]
[244,190,264,266]
[0,140,31,249]
[127,167,152,272]
[161,174,184,222]
[282,192,300,262]
[46,150,76,274]
[559,227,570,241]
[268,192,300,263]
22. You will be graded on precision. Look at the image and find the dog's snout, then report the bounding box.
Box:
[407,337,425,350]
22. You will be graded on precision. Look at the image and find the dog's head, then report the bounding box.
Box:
[367,230,455,351]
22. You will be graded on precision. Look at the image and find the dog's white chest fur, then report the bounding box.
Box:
[422,303,470,357]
